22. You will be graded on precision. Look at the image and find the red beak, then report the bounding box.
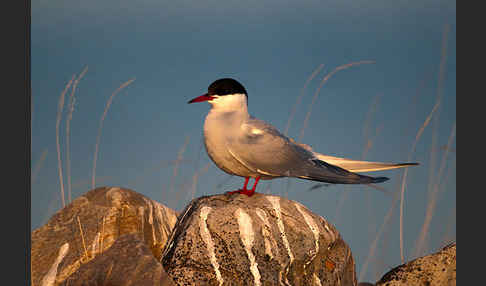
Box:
[188,93,216,104]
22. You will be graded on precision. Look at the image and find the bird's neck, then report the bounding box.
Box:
[208,93,248,113]
[204,94,250,137]
[205,103,250,138]
[206,106,250,124]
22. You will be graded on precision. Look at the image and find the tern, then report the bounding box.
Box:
[188,78,418,196]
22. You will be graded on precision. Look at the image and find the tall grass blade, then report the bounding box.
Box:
[91,78,135,189]
[298,60,375,142]
[359,181,401,282]
[398,100,440,263]
[32,148,48,184]
[284,63,324,136]
[56,75,75,208]
[169,135,190,205]
[66,66,88,202]
[414,122,455,257]
[190,162,211,200]
[399,23,450,263]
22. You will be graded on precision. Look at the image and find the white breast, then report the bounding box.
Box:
[203,108,259,178]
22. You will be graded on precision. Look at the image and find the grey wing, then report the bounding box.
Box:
[227,118,313,177]
[228,118,388,184]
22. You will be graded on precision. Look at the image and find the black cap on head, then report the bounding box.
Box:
[208,78,247,96]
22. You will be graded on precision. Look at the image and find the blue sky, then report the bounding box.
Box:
[32,0,455,282]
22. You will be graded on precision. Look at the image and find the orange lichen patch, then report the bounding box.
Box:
[325,259,336,272]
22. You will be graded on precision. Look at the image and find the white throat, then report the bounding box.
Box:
[208,93,248,113]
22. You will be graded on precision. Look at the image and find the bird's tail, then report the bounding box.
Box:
[299,159,390,184]
[313,153,419,173]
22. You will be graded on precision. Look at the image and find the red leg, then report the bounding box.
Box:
[242,177,250,190]
[251,176,261,191]
[227,176,261,197]
[227,177,249,195]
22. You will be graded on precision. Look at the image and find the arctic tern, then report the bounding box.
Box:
[188,78,418,196]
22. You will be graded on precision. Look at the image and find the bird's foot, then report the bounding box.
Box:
[226,189,256,197]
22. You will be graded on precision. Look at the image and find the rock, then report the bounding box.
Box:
[60,233,176,286]
[375,243,456,286]
[31,186,178,286]
[162,193,357,286]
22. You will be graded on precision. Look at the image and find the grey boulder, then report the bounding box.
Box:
[31,186,178,286]
[375,243,456,286]
[162,193,357,286]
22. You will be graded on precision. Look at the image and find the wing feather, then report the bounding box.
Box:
[228,118,392,184]
[314,153,419,172]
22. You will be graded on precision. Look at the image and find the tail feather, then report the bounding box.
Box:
[299,159,390,184]
[314,153,419,173]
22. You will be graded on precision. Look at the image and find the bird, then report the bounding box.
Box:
[188,78,418,196]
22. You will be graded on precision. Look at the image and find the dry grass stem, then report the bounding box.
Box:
[284,63,324,136]
[399,23,450,263]
[91,78,135,189]
[189,136,205,199]
[398,99,440,263]
[66,66,88,203]
[100,216,105,255]
[361,95,382,249]
[362,94,383,158]
[423,22,451,251]
[280,64,325,196]
[77,216,89,260]
[298,60,375,142]
[169,135,190,204]
[414,122,455,257]
[32,148,48,184]
[359,179,402,282]
[334,94,383,225]
[439,205,456,247]
[104,263,114,284]
[190,162,211,200]
[427,23,450,190]
[56,75,75,208]
[41,191,62,226]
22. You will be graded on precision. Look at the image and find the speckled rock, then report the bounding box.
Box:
[162,193,357,286]
[31,186,178,286]
[375,243,456,286]
[60,233,175,286]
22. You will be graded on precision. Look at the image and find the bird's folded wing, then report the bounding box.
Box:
[228,118,416,184]
[313,153,418,173]
[230,119,388,183]
[227,128,388,184]
[228,119,316,177]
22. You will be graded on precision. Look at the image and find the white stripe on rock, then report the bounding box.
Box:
[199,206,223,286]
[235,208,261,286]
